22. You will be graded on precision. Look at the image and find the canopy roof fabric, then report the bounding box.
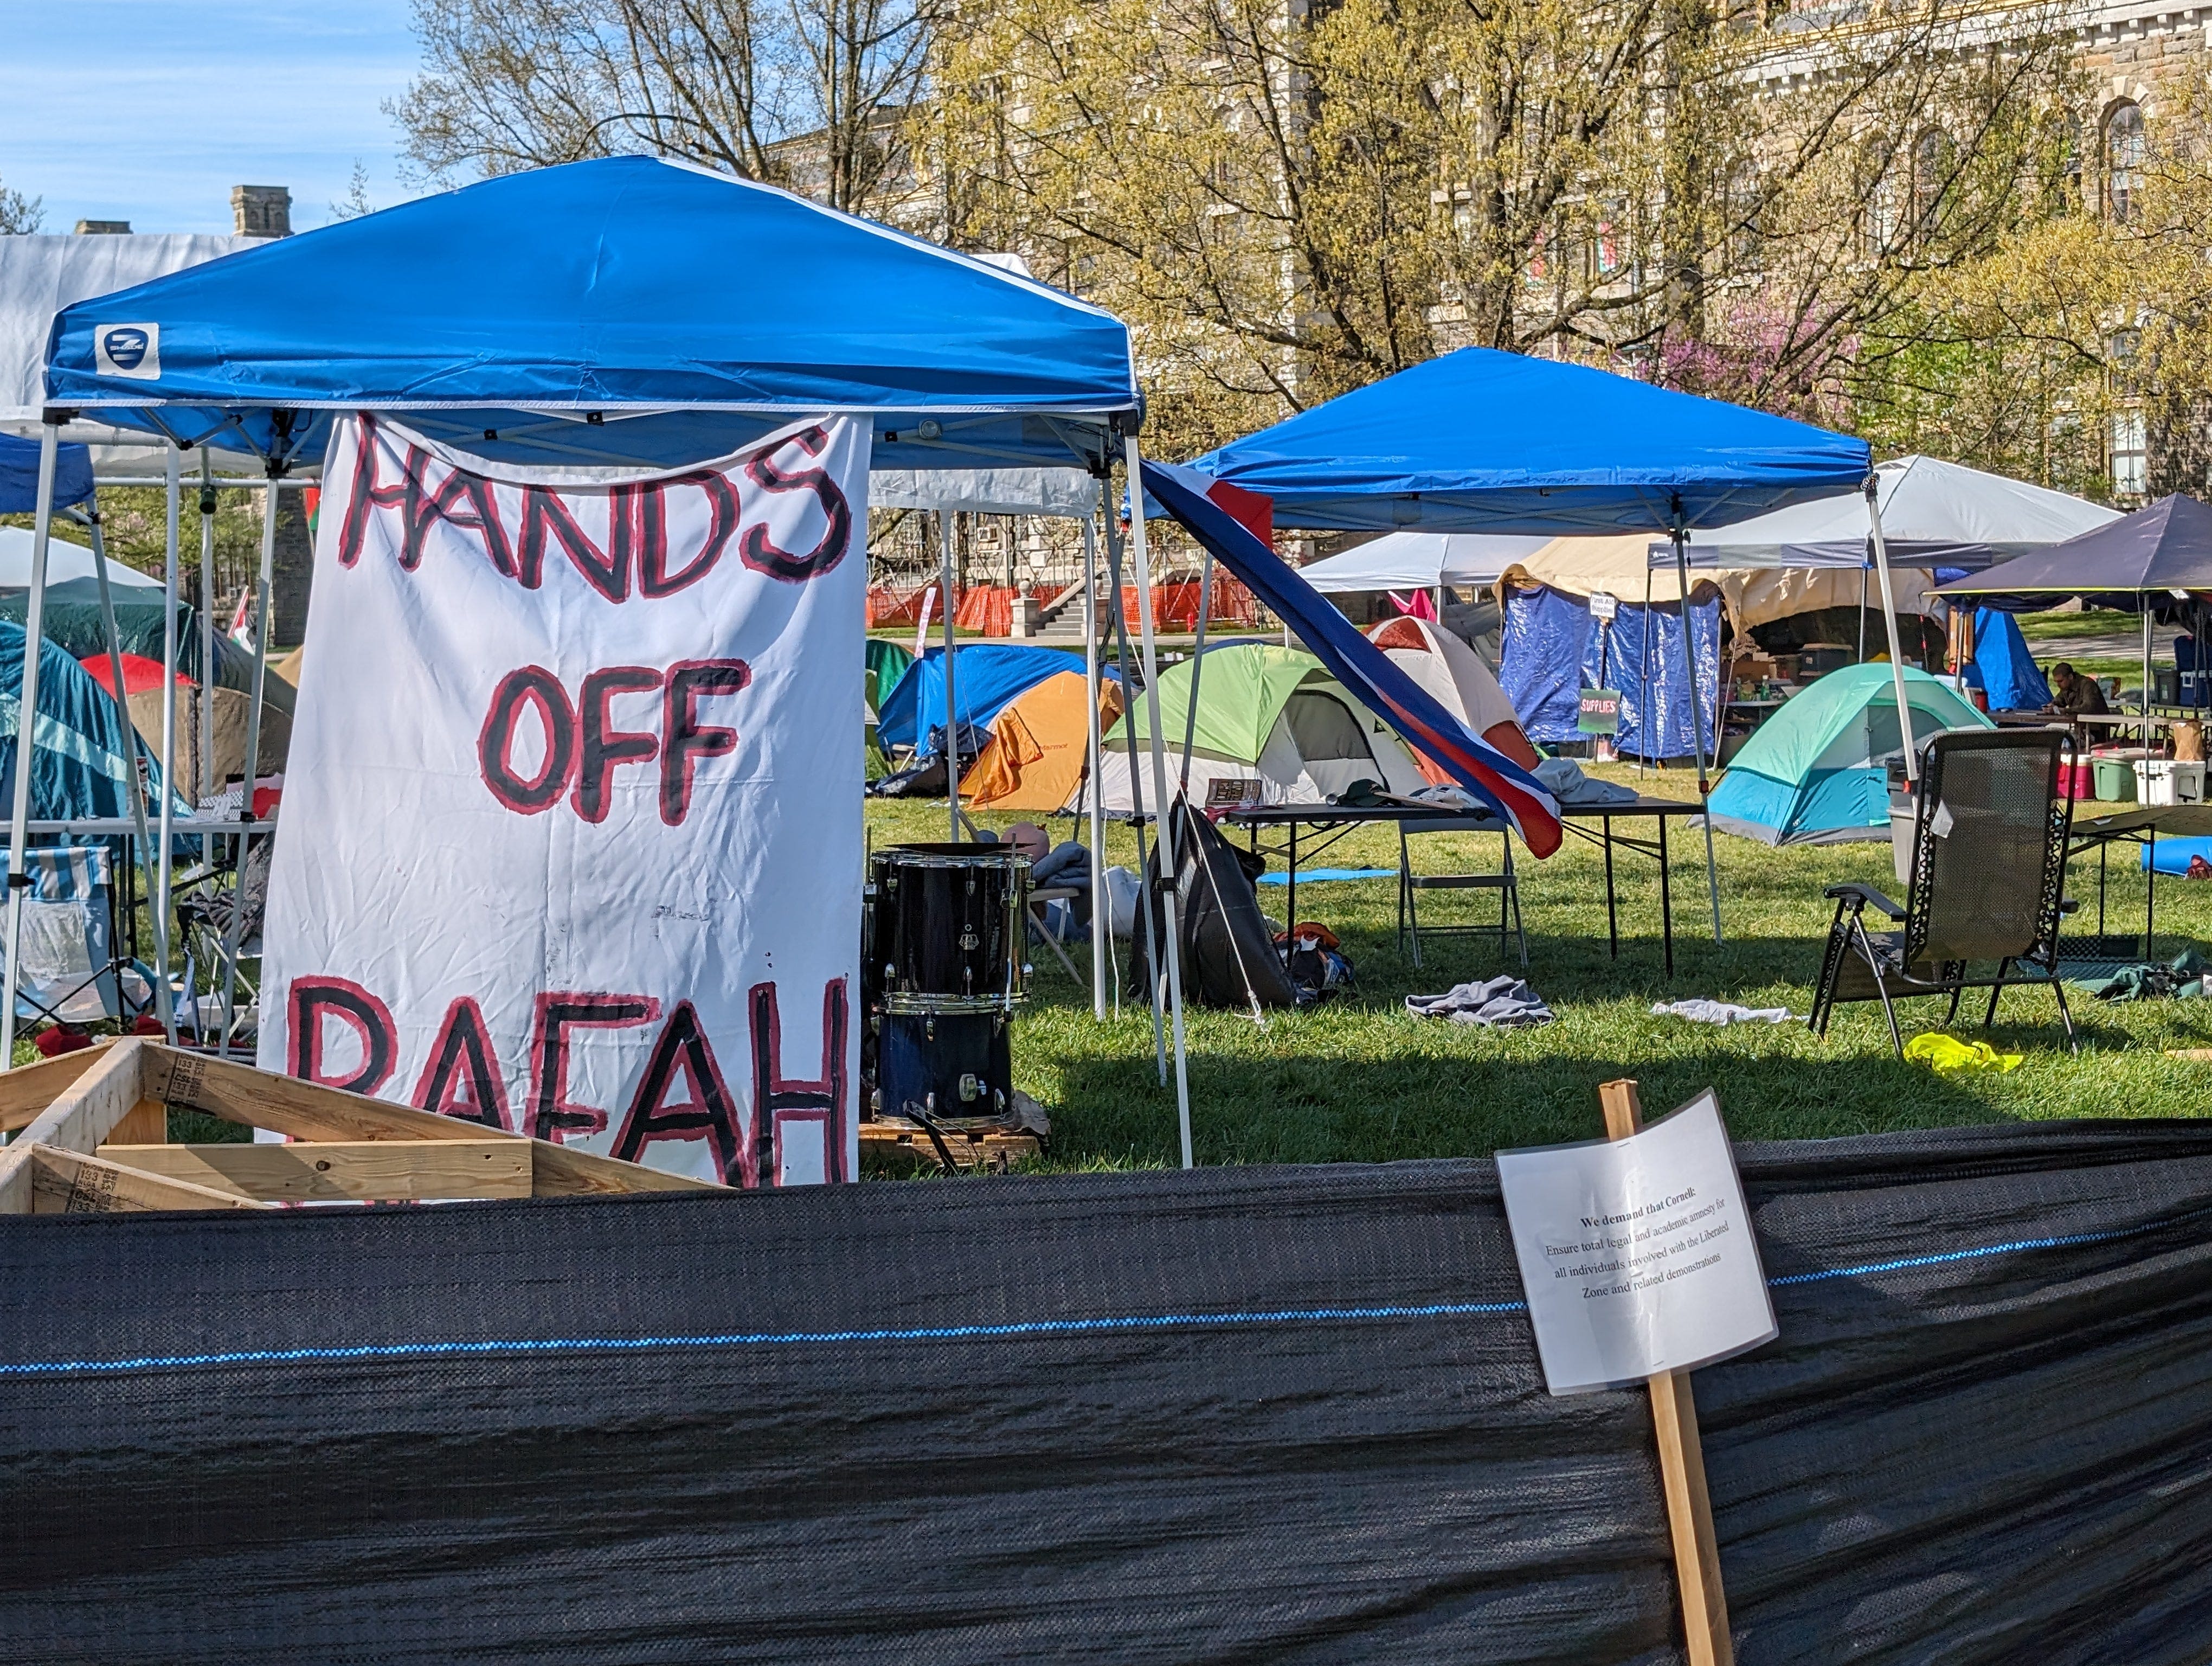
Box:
[0,432,90,514]
[876,643,1086,754]
[1297,531,1549,593]
[0,525,155,590]
[1501,534,1930,627]
[869,469,1098,516]
[1182,348,1870,533]
[961,670,1124,811]
[44,158,1138,474]
[1933,495,2212,606]
[1705,664,1991,845]
[1657,456,2119,571]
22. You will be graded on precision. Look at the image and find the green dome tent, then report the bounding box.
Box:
[1704,664,1992,845]
[1090,642,1427,810]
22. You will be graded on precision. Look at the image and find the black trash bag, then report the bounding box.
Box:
[1126,799,1301,1009]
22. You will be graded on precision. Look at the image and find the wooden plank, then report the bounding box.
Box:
[142,1045,723,1196]
[861,1120,1041,1175]
[109,1098,168,1146]
[99,1140,535,1203]
[0,1040,147,1214]
[0,1042,116,1132]
[29,1144,272,1214]
[1598,1078,1733,1666]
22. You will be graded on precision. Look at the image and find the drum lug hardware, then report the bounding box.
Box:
[924,1015,935,1041]
[959,929,979,951]
[958,1072,982,1103]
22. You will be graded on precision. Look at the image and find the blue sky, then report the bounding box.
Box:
[0,1,427,235]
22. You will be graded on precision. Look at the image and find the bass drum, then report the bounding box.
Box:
[866,843,1030,1013]
[872,1010,1012,1123]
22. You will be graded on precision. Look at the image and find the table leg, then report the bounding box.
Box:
[2147,828,2157,955]
[1287,819,1298,937]
[1660,813,1675,979]
[1604,816,1619,960]
[2098,841,2108,938]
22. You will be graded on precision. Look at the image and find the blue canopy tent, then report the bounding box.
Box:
[19,155,1182,1139]
[1172,347,1875,944]
[0,430,90,514]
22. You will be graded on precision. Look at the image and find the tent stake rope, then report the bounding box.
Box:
[75,503,177,1044]
[1125,437,1194,1169]
[0,425,61,1063]
[1104,508,1168,1079]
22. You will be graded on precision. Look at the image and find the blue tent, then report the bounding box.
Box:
[43,157,1137,473]
[1963,607,2050,711]
[0,619,153,822]
[0,432,91,513]
[1181,348,1870,533]
[1500,585,1719,758]
[877,645,1088,754]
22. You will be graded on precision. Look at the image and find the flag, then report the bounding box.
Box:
[1142,458,1563,857]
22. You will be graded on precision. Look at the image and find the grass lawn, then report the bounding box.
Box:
[870,765,2212,1170]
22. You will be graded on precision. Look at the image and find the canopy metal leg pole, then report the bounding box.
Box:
[1857,566,1869,663]
[0,426,60,1069]
[940,508,961,841]
[1106,509,1164,1068]
[200,456,217,861]
[82,501,177,1044]
[1639,563,1654,775]
[2143,609,2153,725]
[1081,517,1109,1022]
[218,469,280,1061]
[1866,478,1917,781]
[158,447,181,1035]
[1671,514,1722,945]
[1126,438,1193,1169]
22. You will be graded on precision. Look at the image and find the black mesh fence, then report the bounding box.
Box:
[3,1118,2210,1663]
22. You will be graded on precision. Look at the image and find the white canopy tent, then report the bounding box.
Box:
[1297,531,1551,593]
[1655,455,2119,571]
[0,524,159,591]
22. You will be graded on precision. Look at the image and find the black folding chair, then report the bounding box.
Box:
[1810,729,2078,1056]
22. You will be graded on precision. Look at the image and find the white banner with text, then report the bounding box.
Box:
[259,412,866,1186]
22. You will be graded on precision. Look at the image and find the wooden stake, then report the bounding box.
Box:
[1599,1077,1733,1666]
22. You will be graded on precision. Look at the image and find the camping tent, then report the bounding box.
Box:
[0,620,156,822]
[877,644,1086,755]
[1368,616,1538,773]
[960,671,1126,811]
[1088,643,1428,811]
[865,638,914,714]
[1298,533,1550,594]
[1703,665,1992,845]
[0,526,158,592]
[1962,609,2050,711]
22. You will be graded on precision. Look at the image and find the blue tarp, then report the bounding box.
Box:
[1966,607,2050,711]
[2145,838,2212,875]
[1499,586,1719,758]
[43,157,1136,473]
[877,645,1086,754]
[0,433,91,514]
[0,619,150,822]
[1182,348,1871,533]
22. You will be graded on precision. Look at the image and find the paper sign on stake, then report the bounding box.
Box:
[1498,1088,1775,1395]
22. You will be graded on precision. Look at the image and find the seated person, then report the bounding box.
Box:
[1006,822,1092,935]
[2047,662,2110,719]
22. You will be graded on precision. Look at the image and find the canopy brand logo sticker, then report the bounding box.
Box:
[95,323,159,379]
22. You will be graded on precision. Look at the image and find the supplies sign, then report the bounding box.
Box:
[259,413,867,1188]
[1577,689,1623,735]
[1498,1090,1776,1394]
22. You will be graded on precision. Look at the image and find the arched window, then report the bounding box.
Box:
[1912,129,1952,234]
[2105,102,2146,221]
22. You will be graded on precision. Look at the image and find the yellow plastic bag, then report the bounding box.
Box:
[1903,1033,2023,1073]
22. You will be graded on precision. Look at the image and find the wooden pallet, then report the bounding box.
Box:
[0,1039,726,1214]
[860,1116,1043,1175]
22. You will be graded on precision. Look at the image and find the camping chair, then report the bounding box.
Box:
[1,845,133,1028]
[175,832,273,1045]
[1397,825,1526,970]
[1810,729,2078,1056]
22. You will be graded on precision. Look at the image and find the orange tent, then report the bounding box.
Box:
[960,670,1124,811]
[1369,616,1541,780]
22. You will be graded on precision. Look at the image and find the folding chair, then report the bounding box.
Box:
[1810,729,2078,1056]
[1397,824,1526,970]
[2,845,131,1027]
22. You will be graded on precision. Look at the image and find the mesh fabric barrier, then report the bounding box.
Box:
[3,1120,2210,1663]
